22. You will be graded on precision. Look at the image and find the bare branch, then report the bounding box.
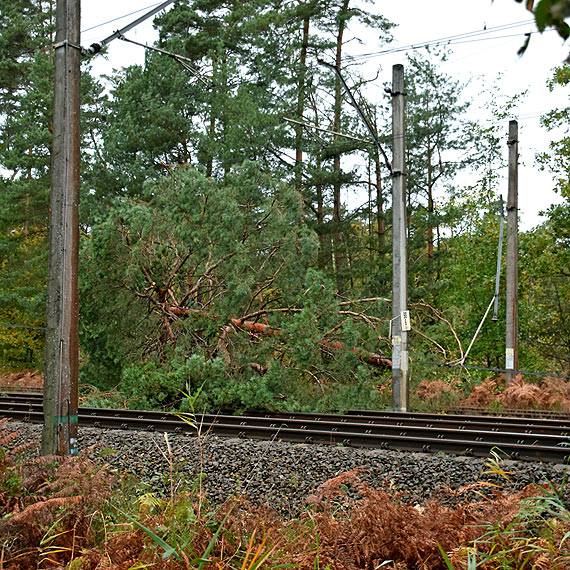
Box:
[411,300,464,361]
[338,297,391,305]
[237,307,302,322]
[412,328,448,359]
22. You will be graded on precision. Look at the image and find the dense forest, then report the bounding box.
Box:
[0,0,568,412]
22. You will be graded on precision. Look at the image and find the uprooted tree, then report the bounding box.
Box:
[80,164,473,411]
[80,166,408,410]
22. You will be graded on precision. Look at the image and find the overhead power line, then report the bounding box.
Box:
[345,19,538,62]
[86,0,174,55]
[283,117,372,144]
[81,2,165,34]
[318,59,392,173]
[117,34,211,87]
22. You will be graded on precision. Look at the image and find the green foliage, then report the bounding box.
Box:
[404,48,473,292]
[437,208,507,366]
[0,1,54,367]
[516,0,570,60]
[79,158,397,411]
[120,355,227,411]
[115,506,185,562]
[78,385,134,410]
[80,164,317,386]
[0,466,23,498]
[538,64,570,199]
[0,1,105,369]
[0,231,47,367]
[520,218,570,367]
[1,0,567,407]
[533,0,570,37]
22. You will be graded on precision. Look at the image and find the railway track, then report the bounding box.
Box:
[1,393,569,463]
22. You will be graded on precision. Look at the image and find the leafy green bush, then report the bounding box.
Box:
[119,354,228,410]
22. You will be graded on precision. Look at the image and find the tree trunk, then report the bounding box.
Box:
[316,146,330,270]
[332,0,350,293]
[374,150,385,257]
[310,96,329,270]
[295,11,310,194]
[427,132,434,277]
[206,111,215,179]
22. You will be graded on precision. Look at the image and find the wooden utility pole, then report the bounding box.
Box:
[391,64,409,412]
[42,0,81,456]
[505,120,519,385]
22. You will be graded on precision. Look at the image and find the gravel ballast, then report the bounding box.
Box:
[5,421,570,514]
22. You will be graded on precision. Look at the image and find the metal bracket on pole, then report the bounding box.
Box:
[388,315,398,339]
[53,40,83,51]
[389,311,411,338]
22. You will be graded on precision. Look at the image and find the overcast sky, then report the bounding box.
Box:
[80,1,569,230]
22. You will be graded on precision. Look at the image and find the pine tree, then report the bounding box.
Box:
[0,0,55,367]
[404,49,471,289]
[526,64,570,367]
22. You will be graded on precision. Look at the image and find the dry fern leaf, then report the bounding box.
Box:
[8,441,39,457]
[0,429,22,449]
[28,454,62,466]
[5,495,82,524]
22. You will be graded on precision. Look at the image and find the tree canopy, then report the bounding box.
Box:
[0,0,568,410]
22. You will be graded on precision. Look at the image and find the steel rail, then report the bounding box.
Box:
[349,408,570,421]
[2,394,570,434]
[6,400,569,439]
[246,409,570,433]
[1,399,569,463]
[2,394,569,433]
[451,406,570,419]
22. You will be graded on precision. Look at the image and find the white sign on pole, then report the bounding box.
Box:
[505,347,514,370]
[400,310,411,331]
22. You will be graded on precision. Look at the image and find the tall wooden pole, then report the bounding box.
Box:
[505,120,519,386]
[42,0,80,456]
[391,64,409,412]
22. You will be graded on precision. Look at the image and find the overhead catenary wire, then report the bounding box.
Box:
[15,2,167,59]
[84,11,533,54]
[415,361,570,381]
[81,2,165,34]
[317,59,392,173]
[344,19,539,63]
[85,0,175,55]
[116,34,211,88]
[283,116,373,145]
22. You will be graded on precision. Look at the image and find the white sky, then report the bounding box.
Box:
[80,1,569,230]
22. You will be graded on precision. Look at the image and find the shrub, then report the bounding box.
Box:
[0,420,113,569]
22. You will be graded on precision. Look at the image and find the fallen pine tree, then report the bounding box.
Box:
[167,306,391,369]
